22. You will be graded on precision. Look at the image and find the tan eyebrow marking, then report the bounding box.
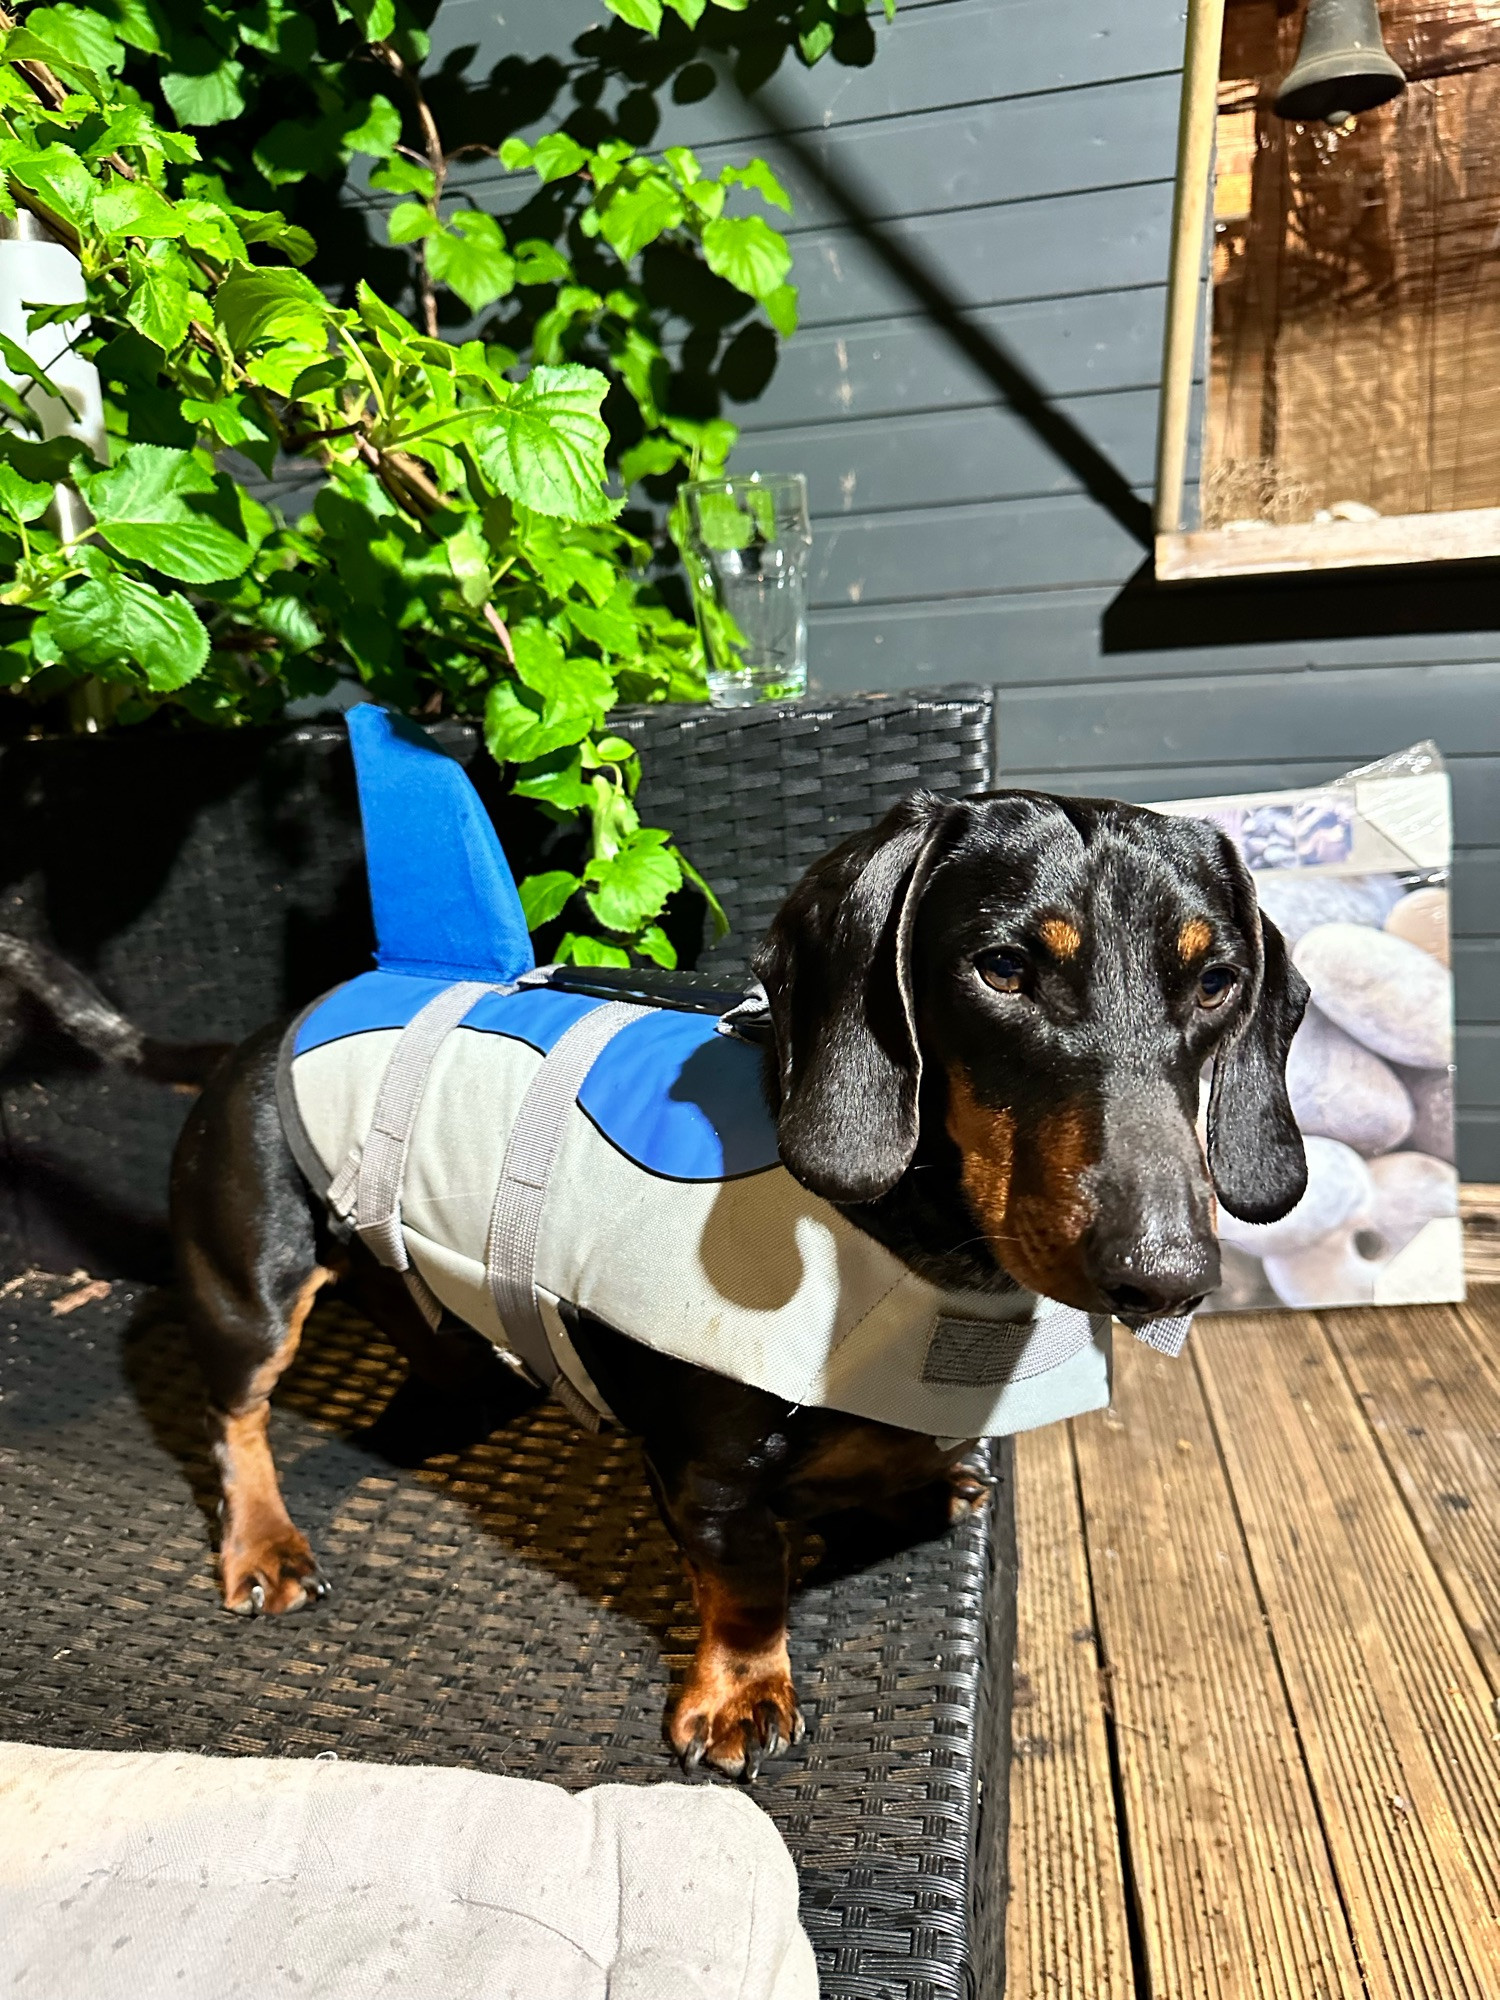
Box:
[1038,918,1082,960]
[1178,918,1213,961]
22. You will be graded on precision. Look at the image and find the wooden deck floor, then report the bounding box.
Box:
[1007,1203,1500,1999]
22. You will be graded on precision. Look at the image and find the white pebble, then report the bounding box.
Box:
[1285,1006,1413,1156]
[1218,1135,1372,1258]
[1294,922,1453,1069]
[1255,873,1404,945]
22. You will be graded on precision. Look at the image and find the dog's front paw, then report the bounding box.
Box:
[220,1527,329,1617]
[668,1664,805,1781]
[946,1459,991,1524]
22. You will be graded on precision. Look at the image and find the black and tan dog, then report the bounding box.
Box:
[2,789,1308,1777]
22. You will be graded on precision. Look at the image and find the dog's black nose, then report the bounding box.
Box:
[1094,1244,1218,1323]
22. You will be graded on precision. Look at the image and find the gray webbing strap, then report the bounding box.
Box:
[350,979,499,1270]
[485,999,647,1388]
[1132,1312,1193,1359]
[923,1301,1193,1389]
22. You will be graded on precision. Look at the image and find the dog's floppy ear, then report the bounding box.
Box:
[1205,838,1310,1223]
[752,792,962,1204]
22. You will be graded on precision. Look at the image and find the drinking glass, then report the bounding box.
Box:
[680,473,812,705]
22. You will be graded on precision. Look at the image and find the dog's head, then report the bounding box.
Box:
[752,790,1309,1323]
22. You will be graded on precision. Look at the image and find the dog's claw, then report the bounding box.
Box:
[754,1701,783,1759]
[680,1723,708,1774]
[247,1580,265,1616]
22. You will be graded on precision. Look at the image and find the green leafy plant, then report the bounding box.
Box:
[0,1,886,960]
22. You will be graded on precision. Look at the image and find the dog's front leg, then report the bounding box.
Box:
[654,1470,804,1780]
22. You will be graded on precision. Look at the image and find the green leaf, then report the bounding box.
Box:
[720,159,793,215]
[635,923,678,969]
[529,133,588,185]
[348,0,398,37]
[344,95,402,158]
[556,932,631,969]
[474,364,615,522]
[700,215,793,300]
[3,144,95,229]
[595,176,684,261]
[567,594,638,656]
[387,200,435,245]
[124,243,191,352]
[690,486,753,551]
[370,158,436,198]
[513,239,571,285]
[0,463,53,524]
[603,0,663,30]
[162,57,246,126]
[426,210,516,313]
[81,445,256,584]
[518,868,581,926]
[216,264,329,353]
[666,0,708,24]
[87,0,159,55]
[49,576,209,690]
[676,847,730,938]
[798,19,835,61]
[0,328,74,410]
[483,676,595,763]
[444,520,490,605]
[763,282,799,337]
[585,831,682,934]
[510,620,615,715]
[883,0,897,19]
[92,182,182,241]
[238,211,316,265]
[257,591,322,654]
[8,7,122,75]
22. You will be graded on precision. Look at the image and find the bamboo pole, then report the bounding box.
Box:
[1155,0,1228,536]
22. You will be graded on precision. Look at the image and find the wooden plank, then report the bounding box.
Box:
[1158,510,1500,581]
[441,0,1184,151]
[653,0,1188,151]
[469,73,1184,230]
[1194,1311,1500,1995]
[738,392,1158,515]
[807,591,1500,692]
[992,661,1500,774]
[1007,1419,1136,2000]
[786,186,1174,327]
[1072,1343,1364,2000]
[810,493,1145,606]
[1319,1295,1500,1693]
[1460,1186,1500,1281]
[736,296,1166,429]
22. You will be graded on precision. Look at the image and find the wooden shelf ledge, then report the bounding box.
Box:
[1156,508,1500,582]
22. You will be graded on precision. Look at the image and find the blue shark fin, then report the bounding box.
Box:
[346,704,536,983]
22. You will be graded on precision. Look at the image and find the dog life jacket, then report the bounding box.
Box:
[278,709,1192,1436]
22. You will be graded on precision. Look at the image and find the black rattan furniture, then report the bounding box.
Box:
[0,691,1012,1999]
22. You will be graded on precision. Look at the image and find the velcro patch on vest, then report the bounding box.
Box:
[922,1310,1094,1388]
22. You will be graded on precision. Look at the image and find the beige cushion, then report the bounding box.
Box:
[0,1742,817,2000]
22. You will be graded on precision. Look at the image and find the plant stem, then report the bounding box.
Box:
[371,40,447,340]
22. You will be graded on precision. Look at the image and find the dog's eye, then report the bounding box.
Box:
[976,949,1027,994]
[1196,965,1238,1009]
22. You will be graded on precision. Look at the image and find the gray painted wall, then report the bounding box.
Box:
[423,0,1500,1175]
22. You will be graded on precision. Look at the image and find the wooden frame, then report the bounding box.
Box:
[1153,0,1500,580]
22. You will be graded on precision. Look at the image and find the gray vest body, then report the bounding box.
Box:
[282,971,1158,1436]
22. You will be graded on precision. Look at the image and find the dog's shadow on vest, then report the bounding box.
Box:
[120,1288,971,1672]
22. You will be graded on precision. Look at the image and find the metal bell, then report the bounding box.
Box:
[1273,0,1407,125]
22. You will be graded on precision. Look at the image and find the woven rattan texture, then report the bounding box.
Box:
[613,690,995,980]
[0,693,992,1276]
[0,1276,1007,1999]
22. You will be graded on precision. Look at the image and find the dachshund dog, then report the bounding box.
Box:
[2,788,1308,1778]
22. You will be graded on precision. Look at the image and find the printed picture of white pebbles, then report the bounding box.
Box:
[1150,746,1464,1315]
[1214,872,1461,1311]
